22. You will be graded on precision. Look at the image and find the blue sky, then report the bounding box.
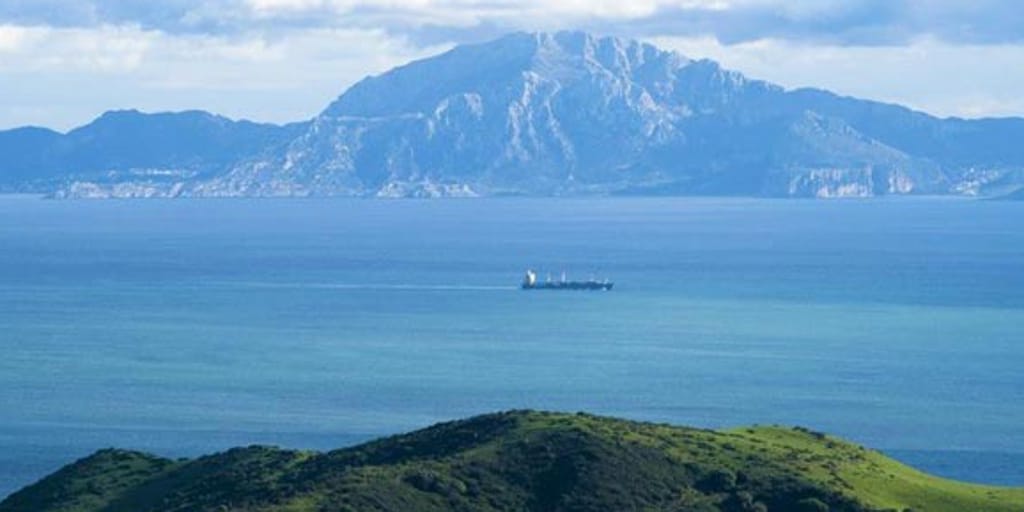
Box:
[2,0,1023,130]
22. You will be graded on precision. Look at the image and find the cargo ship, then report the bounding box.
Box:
[521,270,613,291]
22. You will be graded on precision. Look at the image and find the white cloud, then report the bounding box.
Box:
[2,1,1024,131]
[248,0,323,10]
[0,23,446,130]
[0,24,154,72]
[0,24,38,52]
[239,0,729,24]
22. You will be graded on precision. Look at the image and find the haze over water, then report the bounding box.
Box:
[1,195,1022,497]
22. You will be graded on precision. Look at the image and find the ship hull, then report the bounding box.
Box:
[522,282,613,291]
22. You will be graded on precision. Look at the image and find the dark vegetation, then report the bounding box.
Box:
[2,410,1021,512]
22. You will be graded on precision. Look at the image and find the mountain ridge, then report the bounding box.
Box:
[3,31,1023,199]
[0,109,305,195]
[3,410,1023,512]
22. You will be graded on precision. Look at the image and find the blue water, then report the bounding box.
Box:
[1,196,1023,498]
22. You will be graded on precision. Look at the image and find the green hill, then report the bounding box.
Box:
[2,411,1022,512]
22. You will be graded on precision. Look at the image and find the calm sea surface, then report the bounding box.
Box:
[1,195,1022,497]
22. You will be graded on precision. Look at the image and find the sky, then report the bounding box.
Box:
[2,0,1023,131]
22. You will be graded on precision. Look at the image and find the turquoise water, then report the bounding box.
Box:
[1,196,1022,497]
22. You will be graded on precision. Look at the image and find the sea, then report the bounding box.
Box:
[1,195,1022,498]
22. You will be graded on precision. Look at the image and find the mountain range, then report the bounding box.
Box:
[4,410,1023,512]
[3,31,1024,199]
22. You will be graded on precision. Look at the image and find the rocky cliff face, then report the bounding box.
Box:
[5,31,1024,198]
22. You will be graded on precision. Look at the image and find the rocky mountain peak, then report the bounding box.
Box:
[321,31,692,120]
[3,31,1023,199]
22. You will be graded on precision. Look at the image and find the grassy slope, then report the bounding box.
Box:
[726,426,1024,512]
[2,411,1022,512]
